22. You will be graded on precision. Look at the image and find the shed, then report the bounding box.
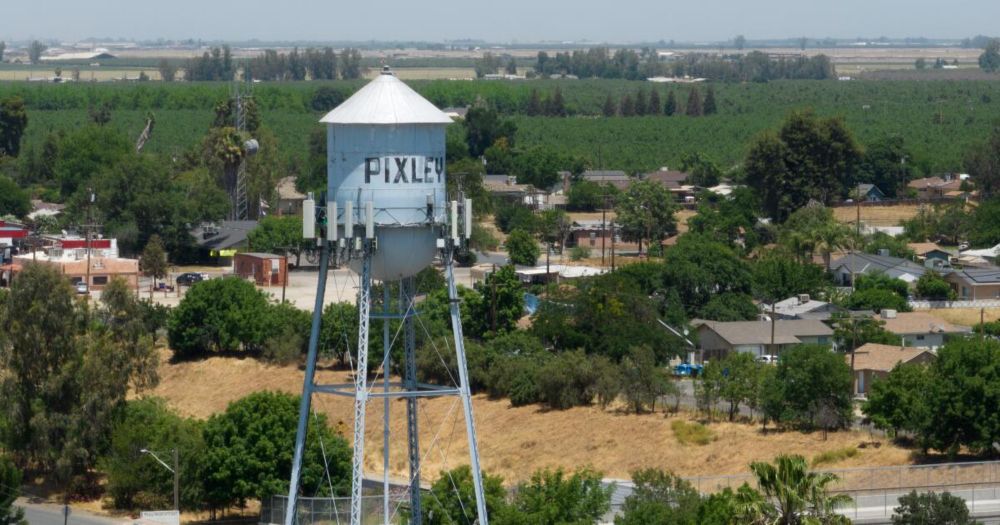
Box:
[233,252,287,286]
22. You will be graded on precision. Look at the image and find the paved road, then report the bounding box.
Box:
[17,499,125,525]
[843,488,1000,524]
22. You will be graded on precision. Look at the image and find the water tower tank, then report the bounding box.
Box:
[320,67,453,281]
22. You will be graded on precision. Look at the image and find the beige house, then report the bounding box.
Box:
[944,267,1000,301]
[875,311,971,349]
[848,343,935,396]
[694,319,834,360]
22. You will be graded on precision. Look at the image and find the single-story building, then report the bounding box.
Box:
[694,319,834,360]
[829,252,927,287]
[907,175,965,200]
[275,176,306,217]
[566,220,637,253]
[848,343,935,396]
[0,220,28,247]
[483,175,550,209]
[960,243,1000,265]
[907,242,951,264]
[234,252,287,286]
[875,310,971,349]
[190,220,258,262]
[944,267,1000,300]
[762,294,845,321]
[854,183,886,202]
[12,243,139,291]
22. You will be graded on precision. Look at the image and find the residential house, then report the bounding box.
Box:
[907,175,967,200]
[848,343,935,396]
[762,294,845,321]
[960,243,1000,266]
[190,220,257,261]
[483,175,550,209]
[908,242,951,264]
[643,169,696,203]
[566,220,636,253]
[829,252,927,287]
[576,170,632,191]
[275,176,306,217]
[944,267,1000,300]
[875,310,971,349]
[853,183,886,202]
[694,319,834,360]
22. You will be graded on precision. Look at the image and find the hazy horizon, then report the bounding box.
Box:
[3,0,999,45]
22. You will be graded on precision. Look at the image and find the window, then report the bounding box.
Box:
[916,335,925,341]
[818,336,829,344]
[92,276,109,285]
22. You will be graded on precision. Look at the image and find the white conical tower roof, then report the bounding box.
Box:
[319,67,453,125]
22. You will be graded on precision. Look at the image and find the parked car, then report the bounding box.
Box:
[673,363,704,377]
[75,282,89,295]
[757,354,778,365]
[176,272,204,286]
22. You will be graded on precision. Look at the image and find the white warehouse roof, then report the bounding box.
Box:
[319,68,452,126]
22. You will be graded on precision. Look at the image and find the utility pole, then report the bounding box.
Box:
[601,194,607,267]
[85,188,94,296]
[490,263,497,334]
[172,448,180,511]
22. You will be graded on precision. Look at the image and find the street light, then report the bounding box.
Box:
[140,448,179,511]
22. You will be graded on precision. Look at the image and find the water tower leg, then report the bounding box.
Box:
[350,247,373,525]
[445,255,489,525]
[283,241,331,525]
[382,284,391,525]
[402,276,421,524]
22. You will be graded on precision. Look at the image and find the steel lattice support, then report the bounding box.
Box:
[350,244,373,525]
[445,250,489,525]
[283,240,331,525]
[402,276,422,524]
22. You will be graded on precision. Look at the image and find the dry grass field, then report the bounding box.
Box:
[148,350,914,485]
[926,308,1000,326]
[831,204,923,226]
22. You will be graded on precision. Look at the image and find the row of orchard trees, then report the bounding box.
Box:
[181,45,366,82]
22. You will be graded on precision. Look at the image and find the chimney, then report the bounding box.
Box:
[882,309,897,319]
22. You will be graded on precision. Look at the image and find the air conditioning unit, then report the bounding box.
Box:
[883,309,898,319]
[798,294,810,305]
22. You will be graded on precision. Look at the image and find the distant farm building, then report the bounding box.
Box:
[41,49,117,61]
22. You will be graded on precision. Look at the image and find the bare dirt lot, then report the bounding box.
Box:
[831,204,923,226]
[149,350,914,485]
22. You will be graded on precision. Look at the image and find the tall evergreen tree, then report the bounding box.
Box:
[664,90,677,116]
[602,94,617,117]
[526,89,542,116]
[704,86,718,115]
[620,94,636,117]
[546,87,567,116]
[686,87,703,116]
[648,89,662,115]
[634,89,647,116]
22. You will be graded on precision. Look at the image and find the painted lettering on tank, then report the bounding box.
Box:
[362,156,446,185]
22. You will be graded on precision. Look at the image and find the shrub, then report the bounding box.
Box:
[811,447,859,467]
[570,245,591,261]
[892,490,976,524]
[506,228,540,266]
[167,278,271,358]
[536,350,600,410]
[671,420,715,446]
[915,271,957,301]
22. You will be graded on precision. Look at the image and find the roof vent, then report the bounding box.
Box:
[798,294,810,305]
[380,65,394,76]
[883,309,897,319]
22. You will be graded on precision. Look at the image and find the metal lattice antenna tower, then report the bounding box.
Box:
[232,69,252,221]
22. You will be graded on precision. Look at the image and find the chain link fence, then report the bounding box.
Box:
[260,494,406,525]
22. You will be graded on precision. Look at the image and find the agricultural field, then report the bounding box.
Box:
[3,78,1000,174]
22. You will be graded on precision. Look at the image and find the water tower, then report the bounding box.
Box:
[283,67,488,525]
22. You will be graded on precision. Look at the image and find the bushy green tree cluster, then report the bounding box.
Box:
[761,345,853,430]
[865,338,1000,456]
[845,273,912,313]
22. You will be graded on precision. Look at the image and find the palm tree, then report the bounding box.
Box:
[748,454,853,524]
[814,223,852,272]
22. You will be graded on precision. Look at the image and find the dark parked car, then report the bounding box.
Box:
[176,272,204,286]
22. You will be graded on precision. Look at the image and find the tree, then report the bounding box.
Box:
[634,89,648,116]
[703,86,718,115]
[602,94,617,117]
[567,180,605,211]
[615,179,677,254]
[664,90,677,116]
[699,292,759,321]
[616,469,703,525]
[704,352,761,421]
[893,491,979,525]
[0,456,26,524]
[474,52,503,78]
[745,111,862,221]
[247,215,308,266]
[922,339,1000,455]
[0,97,28,158]
[863,362,933,443]
[54,124,131,198]
[967,198,1000,248]
[846,273,911,313]
[858,135,912,198]
[620,94,635,116]
[662,234,753,318]
[749,454,852,524]
[0,41,5,63]
[0,267,158,481]
[979,38,1000,72]
[0,176,30,217]
[27,40,46,64]
[546,87,567,117]
[463,104,517,158]
[964,127,1000,199]
[526,89,543,116]
[752,249,829,303]
[506,229,540,266]
[915,271,956,300]
[339,48,364,79]
[140,234,169,291]
[831,313,902,352]
[200,391,350,510]
[915,57,927,70]
[506,468,611,524]
[157,59,178,81]
[620,346,674,413]
[470,265,524,337]
[505,56,518,75]
[779,204,852,270]
[167,277,272,358]
[102,398,206,511]
[648,88,662,115]
[421,465,507,525]
[685,87,703,116]
[772,345,853,429]
[735,35,747,50]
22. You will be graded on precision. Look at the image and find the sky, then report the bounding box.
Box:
[4,0,999,43]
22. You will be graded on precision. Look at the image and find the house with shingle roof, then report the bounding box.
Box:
[694,319,834,360]
[875,311,971,349]
[944,266,1000,301]
[848,343,935,396]
[829,252,928,287]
